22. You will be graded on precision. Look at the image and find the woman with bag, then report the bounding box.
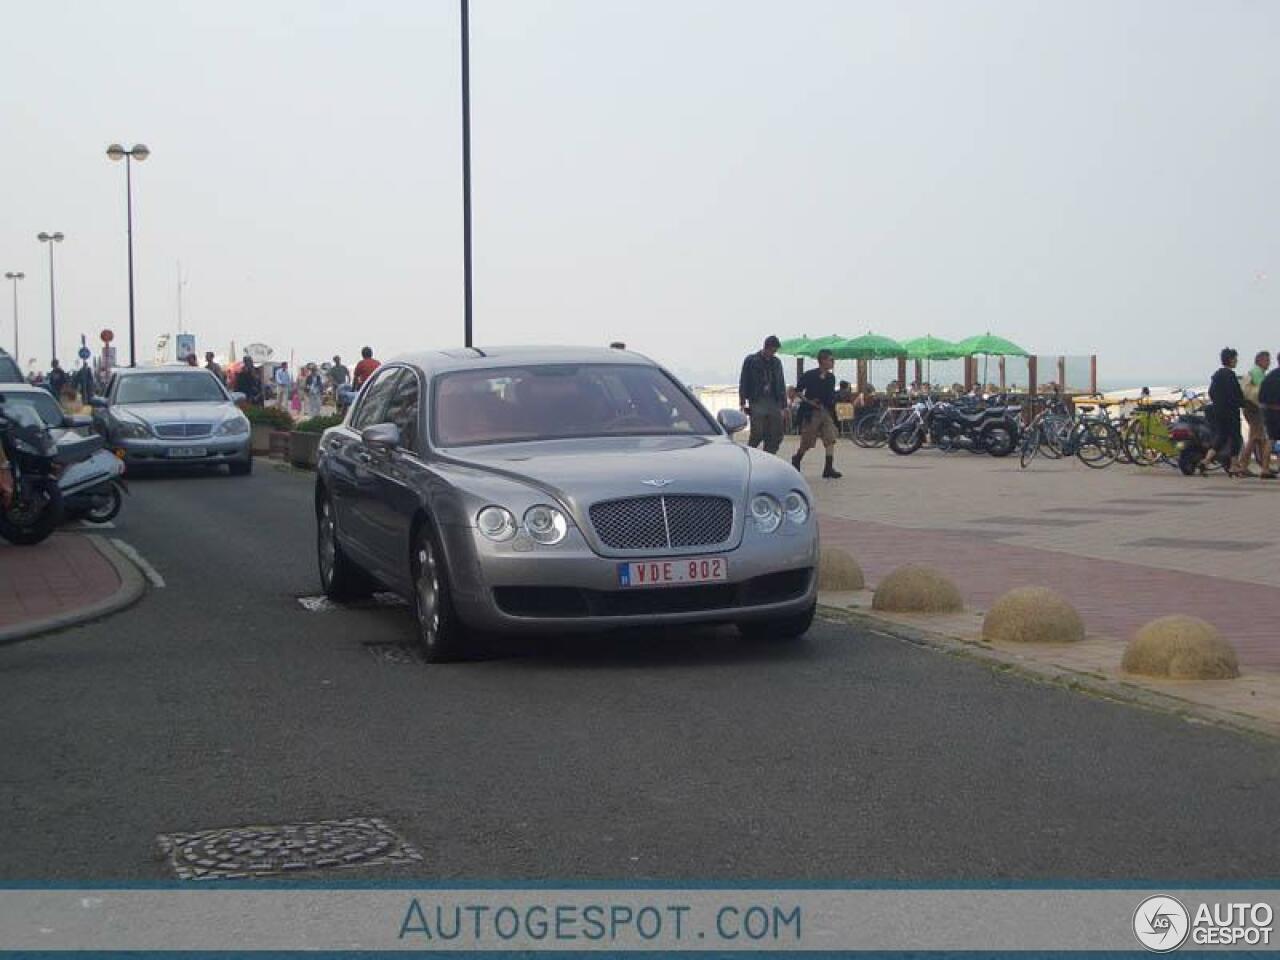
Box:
[1202,348,1248,476]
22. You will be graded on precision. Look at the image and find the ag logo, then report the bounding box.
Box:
[1133,895,1190,952]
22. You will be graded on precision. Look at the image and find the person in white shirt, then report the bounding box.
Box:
[273,364,293,411]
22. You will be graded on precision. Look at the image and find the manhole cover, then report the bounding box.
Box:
[158,816,423,880]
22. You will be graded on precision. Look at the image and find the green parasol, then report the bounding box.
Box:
[777,336,814,356]
[956,333,1029,357]
[828,332,907,360]
[796,334,847,358]
[902,335,962,360]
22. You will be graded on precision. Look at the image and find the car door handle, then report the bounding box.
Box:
[353,450,373,465]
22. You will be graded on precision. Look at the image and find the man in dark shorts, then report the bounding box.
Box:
[1258,357,1280,477]
[790,347,842,478]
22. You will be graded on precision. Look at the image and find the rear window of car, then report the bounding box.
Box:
[114,372,227,404]
[431,363,716,447]
[0,390,62,426]
[0,351,21,384]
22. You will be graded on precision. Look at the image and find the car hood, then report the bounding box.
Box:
[439,436,753,507]
[114,401,235,424]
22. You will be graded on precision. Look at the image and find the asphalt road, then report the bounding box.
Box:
[1,461,1278,882]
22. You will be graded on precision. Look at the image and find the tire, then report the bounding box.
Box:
[737,602,816,641]
[888,423,924,456]
[317,494,375,601]
[0,476,63,546]
[1019,425,1040,469]
[229,457,253,476]
[980,420,1018,458]
[82,483,123,524]
[853,416,887,448]
[1177,447,1201,476]
[411,525,474,662]
[1076,420,1119,469]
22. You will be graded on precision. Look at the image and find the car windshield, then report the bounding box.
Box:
[431,363,717,446]
[0,391,63,427]
[115,372,226,404]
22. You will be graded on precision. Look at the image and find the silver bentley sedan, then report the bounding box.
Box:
[315,346,818,661]
[91,367,252,474]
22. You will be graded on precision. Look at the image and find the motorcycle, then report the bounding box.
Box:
[1168,404,1224,476]
[888,397,1020,457]
[60,444,127,524]
[0,397,106,544]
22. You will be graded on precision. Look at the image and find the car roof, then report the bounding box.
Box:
[112,366,216,376]
[390,345,657,377]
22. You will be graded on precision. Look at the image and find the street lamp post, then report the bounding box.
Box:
[107,142,150,367]
[3,272,22,359]
[460,0,473,348]
[36,233,64,366]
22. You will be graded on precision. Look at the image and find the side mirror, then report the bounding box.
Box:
[717,408,749,435]
[88,397,108,410]
[229,391,246,403]
[63,414,92,429]
[361,422,401,451]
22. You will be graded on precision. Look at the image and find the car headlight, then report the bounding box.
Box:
[217,416,249,436]
[476,506,518,542]
[113,419,150,439]
[750,493,783,534]
[523,504,568,545]
[784,490,809,525]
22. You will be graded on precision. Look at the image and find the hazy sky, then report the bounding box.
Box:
[1,0,1277,388]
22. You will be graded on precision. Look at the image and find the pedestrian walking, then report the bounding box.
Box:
[352,346,380,390]
[1242,350,1272,476]
[46,360,67,401]
[1201,347,1246,476]
[236,356,262,406]
[273,363,293,411]
[738,335,786,455]
[790,348,843,478]
[329,355,351,412]
[204,352,224,384]
[73,361,94,406]
[304,364,324,417]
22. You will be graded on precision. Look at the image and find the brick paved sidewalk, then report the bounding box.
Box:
[0,534,123,634]
[819,514,1280,672]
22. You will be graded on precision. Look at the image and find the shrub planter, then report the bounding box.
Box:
[290,431,322,469]
[250,424,274,456]
[269,430,291,459]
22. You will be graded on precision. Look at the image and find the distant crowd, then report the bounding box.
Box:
[199,346,383,418]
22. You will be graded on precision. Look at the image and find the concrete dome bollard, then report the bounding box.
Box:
[1122,615,1240,680]
[818,547,865,592]
[872,565,963,614]
[982,587,1085,645]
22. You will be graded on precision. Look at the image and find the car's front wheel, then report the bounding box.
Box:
[317,495,374,601]
[412,527,474,662]
[737,602,816,642]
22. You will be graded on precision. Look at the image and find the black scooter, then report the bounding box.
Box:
[1168,404,1224,475]
[0,397,105,545]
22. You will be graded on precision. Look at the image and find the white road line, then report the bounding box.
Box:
[110,539,166,588]
[76,519,115,530]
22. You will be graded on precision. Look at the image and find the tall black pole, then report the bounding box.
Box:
[126,155,137,368]
[47,243,56,364]
[461,0,473,349]
[9,278,18,359]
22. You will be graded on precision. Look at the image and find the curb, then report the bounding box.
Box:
[0,536,147,646]
[818,604,1280,742]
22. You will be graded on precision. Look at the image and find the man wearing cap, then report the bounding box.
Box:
[738,335,787,455]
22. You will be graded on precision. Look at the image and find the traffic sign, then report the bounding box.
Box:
[100,329,114,343]
[78,346,91,361]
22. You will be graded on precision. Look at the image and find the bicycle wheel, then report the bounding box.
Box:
[1123,417,1158,467]
[1019,424,1041,469]
[1076,419,1120,468]
[1040,415,1071,459]
[854,415,887,448]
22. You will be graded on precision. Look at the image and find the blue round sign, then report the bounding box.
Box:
[78,346,91,361]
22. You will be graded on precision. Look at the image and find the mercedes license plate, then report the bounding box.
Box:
[618,557,728,588]
[167,446,207,458]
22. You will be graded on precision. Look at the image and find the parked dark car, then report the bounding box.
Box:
[0,348,21,384]
[315,346,819,661]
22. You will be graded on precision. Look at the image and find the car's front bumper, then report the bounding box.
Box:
[440,524,819,634]
[110,435,251,466]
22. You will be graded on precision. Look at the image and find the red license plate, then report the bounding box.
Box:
[618,557,728,588]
